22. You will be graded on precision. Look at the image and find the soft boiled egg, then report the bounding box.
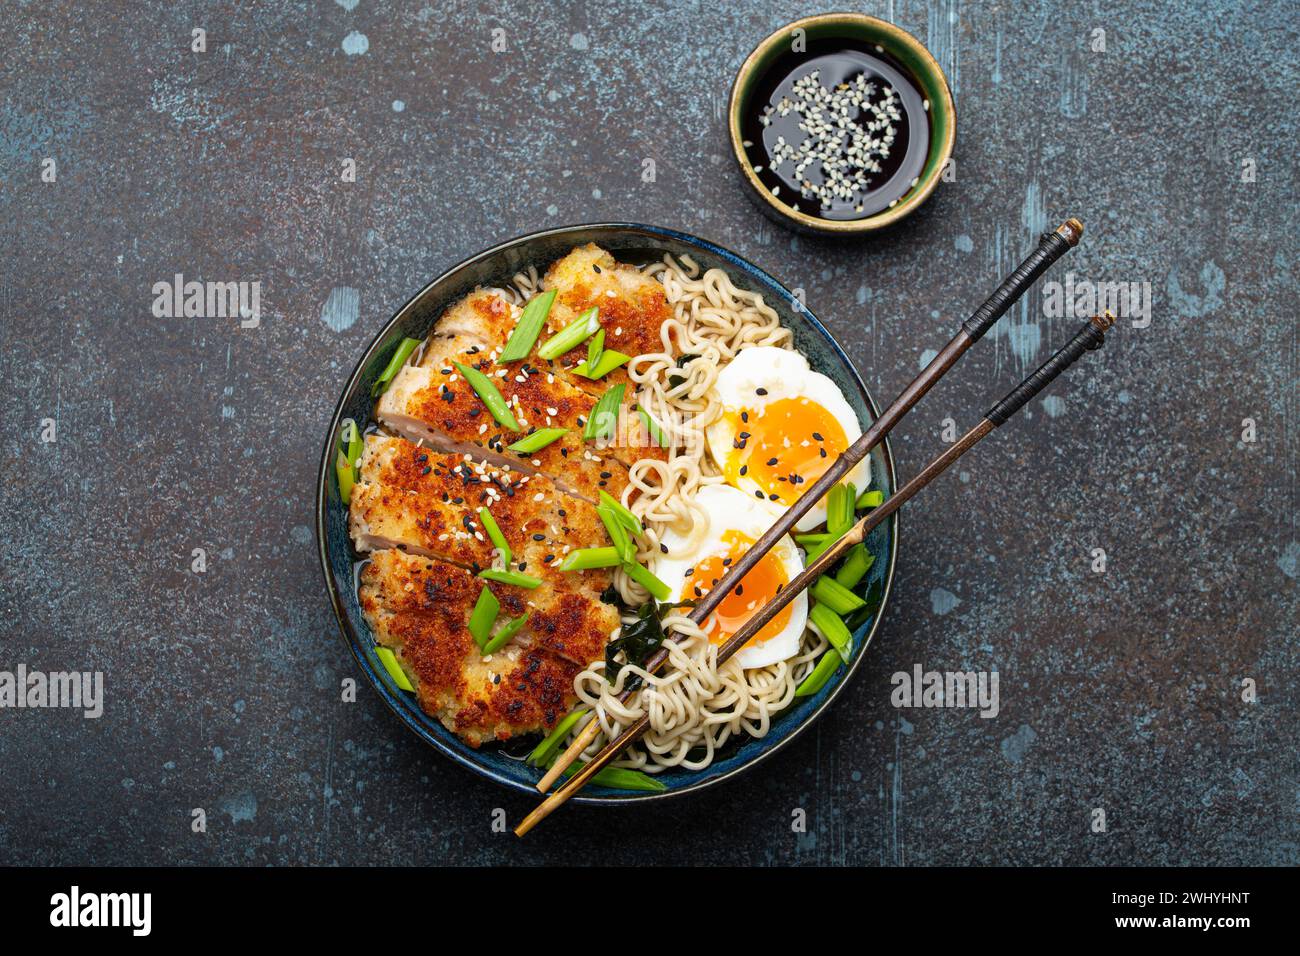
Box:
[654,484,808,670]
[704,346,870,531]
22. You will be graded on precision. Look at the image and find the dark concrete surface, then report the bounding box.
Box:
[1,0,1295,866]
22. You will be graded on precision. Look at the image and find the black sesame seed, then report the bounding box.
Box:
[812,432,824,442]
[766,457,778,466]
[756,387,768,396]
[755,490,764,499]
[532,533,545,541]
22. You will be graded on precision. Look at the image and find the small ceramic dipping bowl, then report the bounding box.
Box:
[728,13,956,236]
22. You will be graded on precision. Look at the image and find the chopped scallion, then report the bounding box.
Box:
[827,482,856,537]
[526,707,589,767]
[623,560,671,601]
[537,306,600,360]
[794,648,841,697]
[454,362,521,431]
[586,327,605,372]
[371,337,422,397]
[336,450,356,505]
[558,546,622,571]
[598,490,643,536]
[468,586,500,648]
[856,488,885,510]
[483,612,530,655]
[638,408,668,448]
[498,290,557,362]
[478,568,542,589]
[809,602,853,664]
[811,575,866,615]
[572,349,632,379]
[507,427,568,454]
[584,383,625,441]
[835,544,875,589]
[478,507,511,566]
[375,646,414,692]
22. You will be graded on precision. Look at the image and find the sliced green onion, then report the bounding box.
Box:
[375,646,415,692]
[584,383,625,441]
[623,560,671,601]
[372,337,422,397]
[794,648,841,697]
[795,532,830,548]
[468,586,500,648]
[478,568,543,589]
[812,575,866,615]
[340,418,363,462]
[498,289,557,362]
[538,306,599,360]
[804,530,843,563]
[572,349,632,379]
[586,327,605,372]
[336,450,356,505]
[598,503,635,563]
[835,544,875,589]
[558,546,622,571]
[810,602,853,664]
[638,408,668,449]
[482,612,530,655]
[454,362,521,432]
[336,419,364,505]
[598,490,643,536]
[507,427,568,454]
[856,488,885,510]
[477,507,511,566]
[555,759,667,792]
[527,707,589,767]
[827,482,856,537]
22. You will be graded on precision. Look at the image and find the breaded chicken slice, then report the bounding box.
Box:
[375,358,629,502]
[350,434,619,666]
[542,243,674,368]
[359,549,581,746]
[350,434,604,572]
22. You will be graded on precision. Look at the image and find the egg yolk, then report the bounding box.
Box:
[681,531,792,648]
[724,397,848,504]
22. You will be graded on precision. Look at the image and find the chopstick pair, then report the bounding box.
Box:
[520,219,1095,833]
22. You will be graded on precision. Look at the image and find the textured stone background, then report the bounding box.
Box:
[1,0,1295,866]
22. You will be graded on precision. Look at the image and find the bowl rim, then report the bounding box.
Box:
[727,12,957,235]
[314,221,899,803]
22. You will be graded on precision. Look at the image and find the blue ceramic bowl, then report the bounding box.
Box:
[315,223,898,803]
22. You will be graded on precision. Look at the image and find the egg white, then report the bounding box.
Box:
[704,346,870,532]
[654,484,808,669]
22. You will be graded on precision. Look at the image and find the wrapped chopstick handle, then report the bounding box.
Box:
[986,313,1114,426]
[962,219,1083,341]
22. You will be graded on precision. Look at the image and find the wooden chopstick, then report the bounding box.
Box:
[534,218,1084,792]
[517,311,1116,834]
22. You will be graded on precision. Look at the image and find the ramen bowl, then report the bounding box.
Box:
[315,223,898,803]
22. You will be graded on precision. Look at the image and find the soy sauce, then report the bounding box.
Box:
[740,40,931,221]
